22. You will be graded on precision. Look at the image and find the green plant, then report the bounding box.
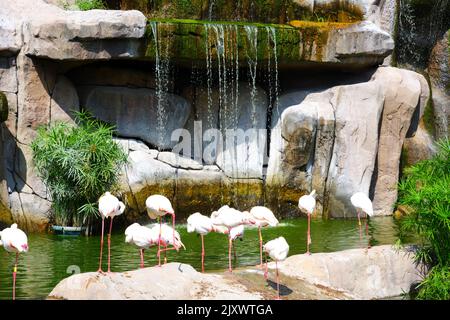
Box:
[397,138,450,299]
[416,265,450,300]
[75,0,106,11]
[31,111,128,227]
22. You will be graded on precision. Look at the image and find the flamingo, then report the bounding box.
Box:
[298,190,316,255]
[125,223,159,268]
[146,194,176,266]
[350,192,374,248]
[247,206,279,268]
[229,224,244,263]
[98,192,125,273]
[150,223,185,264]
[211,206,255,272]
[0,223,28,300]
[187,212,216,272]
[263,236,289,300]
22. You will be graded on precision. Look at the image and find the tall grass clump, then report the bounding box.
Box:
[31,111,128,227]
[397,138,450,299]
[75,0,106,11]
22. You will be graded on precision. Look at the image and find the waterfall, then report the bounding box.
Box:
[150,21,171,150]
[266,26,279,119]
[244,25,258,128]
[208,0,216,21]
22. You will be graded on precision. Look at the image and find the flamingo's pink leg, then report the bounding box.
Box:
[306,213,311,255]
[201,234,205,273]
[228,233,232,273]
[140,249,145,268]
[97,217,105,273]
[107,216,114,273]
[157,217,162,267]
[258,227,263,267]
[12,252,18,300]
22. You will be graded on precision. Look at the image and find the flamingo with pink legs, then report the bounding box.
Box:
[187,212,217,272]
[350,192,374,248]
[146,194,176,266]
[125,223,159,268]
[98,192,125,273]
[263,236,289,300]
[298,190,316,255]
[0,223,29,300]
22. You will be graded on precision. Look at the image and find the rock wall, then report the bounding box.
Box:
[0,0,440,230]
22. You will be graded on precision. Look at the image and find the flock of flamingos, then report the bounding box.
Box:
[0,189,374,300]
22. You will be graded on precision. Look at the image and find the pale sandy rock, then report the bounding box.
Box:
[158,152,203,170]
[0,57,17,93]
[275,245,424,299]
[50,75,78,124]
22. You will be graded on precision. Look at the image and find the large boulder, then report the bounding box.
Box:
[50,75,79,124]
[276,245,424,299]
[0,57,17,93]
[81,86,192,150]
[48,263,263,300]
[371,67,429,216]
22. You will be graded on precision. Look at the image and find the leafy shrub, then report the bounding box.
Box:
[31,111,128,227]
[416,265,450,300]
[397,138,450,299]
[76,0,106,11]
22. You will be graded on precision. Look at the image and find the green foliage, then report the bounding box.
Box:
[416,265,450,300]
[76,0,106,11]
[31,111,128,227]
[397,138,450,300]
[397,138,450,266]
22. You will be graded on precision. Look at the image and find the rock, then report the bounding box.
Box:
[428,29,450,140]
[276,245,424,300]
[48,263,263,300]
[80,86,191,150]
[271,90,314,129]
[23,7,147,60]
[328,21,394,65]
[325,81,384,217]
[0,9,22,55]
[14,142,48,199]
[371,67,428,216]
[50,75,78,124]
[157,152,203,170]
[403,123,437,167]
[0,91,8,122]
[215,84,268,179]
[16,54,55,145]
[0,57,17,93]
[68,65,156,89]
[9,192,51,233]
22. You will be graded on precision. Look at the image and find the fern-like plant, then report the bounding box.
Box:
[31,111,128,227]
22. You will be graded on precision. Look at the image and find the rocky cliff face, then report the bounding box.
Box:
[0,0,442,230]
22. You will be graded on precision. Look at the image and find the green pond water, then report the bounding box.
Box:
[0,216,407,300]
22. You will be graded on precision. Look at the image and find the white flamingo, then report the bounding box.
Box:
[125,223,159,268]
[187,212,216,272]
[145,194,176,266]
[298,190,316,255]
[350,192,374,248]
[247,206,279,268]
[211,206,255,272]
[0,223,28,300]
[150,223,185,264]
[263,236,289,300]
[229,224,244,263]
[98,192,125,273]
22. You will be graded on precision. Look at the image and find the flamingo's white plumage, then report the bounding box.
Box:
[187,212,216,272]
[145,194,176,266]
[298,190,316,255]
[125,223,159,268]
[248,206,279,269]
[263,236,289,300]
[98,192,125,273]
[0,223,28,300]
[211,206,255,272]
[350,192,374,247]
[150,223,185,264]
